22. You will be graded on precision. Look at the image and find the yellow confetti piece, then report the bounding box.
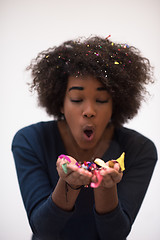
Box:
[116,152,125,171]
[114,61,119,64]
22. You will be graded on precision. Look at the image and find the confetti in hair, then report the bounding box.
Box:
[106,34,111,39]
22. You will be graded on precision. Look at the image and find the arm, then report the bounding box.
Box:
[94,162,121,214]
[11,130,76,240]
[93,139,157,240]
[12,129,93,240]
[52,155,93,211]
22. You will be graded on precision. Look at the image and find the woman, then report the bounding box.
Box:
[12,36,157,240]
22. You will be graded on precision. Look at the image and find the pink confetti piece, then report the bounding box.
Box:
[75,162,81,168]
[90,170,103,188]
[58,154,71,163]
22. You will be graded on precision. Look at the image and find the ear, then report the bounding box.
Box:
[61,107,64,114]
[60,108,65,120]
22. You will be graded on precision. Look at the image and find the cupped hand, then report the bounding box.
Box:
[56,155,93,187]
[98,162,123,188]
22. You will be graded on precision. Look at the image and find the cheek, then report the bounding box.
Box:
[96,109,112,132]
[64,112,81,141]
[99,104,112,121]
[63,103,80,128]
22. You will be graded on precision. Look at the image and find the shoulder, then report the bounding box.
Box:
[116,126,156,148]
[115,126,157,163]
[116,126,148,143]
[12,120,58,148]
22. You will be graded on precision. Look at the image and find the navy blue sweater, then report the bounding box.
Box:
[12,121,157,240]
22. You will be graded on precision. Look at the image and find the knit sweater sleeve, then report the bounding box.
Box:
[11,124,74,240]
[93,135,157,240]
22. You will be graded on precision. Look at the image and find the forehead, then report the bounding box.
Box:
[67,75,104,88]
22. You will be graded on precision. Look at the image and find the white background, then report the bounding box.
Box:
[1,0,160,239]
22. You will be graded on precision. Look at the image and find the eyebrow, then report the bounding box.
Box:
[68,86,84,91]
[68,86,108,91]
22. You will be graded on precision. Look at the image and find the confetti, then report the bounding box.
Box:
[81,163,88,170]
[108,161,115,168]
[94,152,125,172]
[116,152,125,171]
[58,153,125,188]
[59,154,71,163]
[90,170,103,188]
[94,158,109,169]
[62,163,68,174]
[75,162,81,168]
[106,34,111,39]
[114,61,119,64]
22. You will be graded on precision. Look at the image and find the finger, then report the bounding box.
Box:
[109,169,123,183]
[100,168,122,185]
[66,168,92,186]
[101,175,114,188]
[114,162,121,172]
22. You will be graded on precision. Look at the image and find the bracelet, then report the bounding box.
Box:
[66,182,83,190]
[65,182,83,202]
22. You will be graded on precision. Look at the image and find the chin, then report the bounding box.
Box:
[78,140,97,151]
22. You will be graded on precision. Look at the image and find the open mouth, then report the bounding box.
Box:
[84,130,93,138]
[83,126,95,140]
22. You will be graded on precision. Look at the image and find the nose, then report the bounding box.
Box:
[82,103,96,118]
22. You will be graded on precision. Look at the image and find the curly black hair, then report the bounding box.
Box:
[27,36,154,126]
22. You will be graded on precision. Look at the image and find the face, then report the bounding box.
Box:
[61,75,113,150]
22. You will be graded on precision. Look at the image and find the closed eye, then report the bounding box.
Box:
[71,99,109,103]
[96,99,109,103]
[70,99,83,103]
